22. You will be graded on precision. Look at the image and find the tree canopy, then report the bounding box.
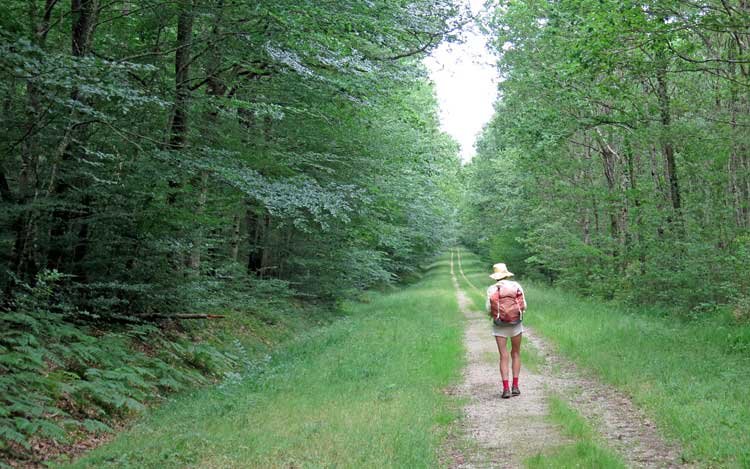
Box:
[463,0,750,311]
[0,0,466,457]
[0,0,466,307]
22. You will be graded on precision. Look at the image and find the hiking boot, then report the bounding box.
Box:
[511,386,521,396]
[501,388,511,399]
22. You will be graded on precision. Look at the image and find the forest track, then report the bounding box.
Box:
[447,249,687,468]
[447,251,567,467]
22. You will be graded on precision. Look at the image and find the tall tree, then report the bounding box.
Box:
[463,0,750,307]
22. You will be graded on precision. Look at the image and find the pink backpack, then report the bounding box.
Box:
[489,281,524,325]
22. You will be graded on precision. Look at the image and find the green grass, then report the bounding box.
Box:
[525,442,624,469]
[456,247,750,467]
[528,283,750,467]
[548,396,594,440]
[59,255,464,468]
[524,397,625,469]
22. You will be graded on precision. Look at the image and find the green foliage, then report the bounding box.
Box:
[0,0,465,460]
[484,229,531,277]
[0,0,464,306]
[0,272,237,461]
[462,0,750,312]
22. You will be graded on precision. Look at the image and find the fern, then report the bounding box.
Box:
[0,271,237,461]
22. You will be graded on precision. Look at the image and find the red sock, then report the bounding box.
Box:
[512,377,519,388]
[502,380,509,390]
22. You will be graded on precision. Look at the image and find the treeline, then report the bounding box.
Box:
[1,0,464,307]
[0,0,464,459]
[462,0,750,313]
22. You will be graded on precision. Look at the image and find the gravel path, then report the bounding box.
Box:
[445,251,566,468]
[445,249,687,468]
[524,331,687,468]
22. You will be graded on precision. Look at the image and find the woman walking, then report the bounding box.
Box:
[486,263,527,399]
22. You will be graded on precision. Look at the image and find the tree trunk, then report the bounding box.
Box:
[8,0,60,281]
[188,171,208,271]
[726,32,750,229]
[260,215,272,279]
[655,54,682,219]
[45,0,100,276]
[246,205,264,274]
[625,138,645,273]
[65,0,100,281]
[187,0,226,272]
[594,130,622,262]
[71,0,99,59]
[168,2,195,149]
[230,213,241,262]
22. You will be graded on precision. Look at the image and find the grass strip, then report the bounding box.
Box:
[525,397,626,469]
[60,254,464,468]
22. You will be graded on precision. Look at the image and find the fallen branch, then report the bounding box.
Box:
[97,313,228,324]
[142,313,226,320]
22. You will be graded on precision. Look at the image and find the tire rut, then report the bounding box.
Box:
[524,331,687,468]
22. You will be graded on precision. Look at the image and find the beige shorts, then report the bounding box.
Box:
[492,322,524,338]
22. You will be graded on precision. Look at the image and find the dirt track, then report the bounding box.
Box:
[445,249,686,468]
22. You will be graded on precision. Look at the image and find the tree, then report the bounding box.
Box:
[464,0,750,307]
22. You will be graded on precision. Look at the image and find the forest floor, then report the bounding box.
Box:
[448,248,686,468]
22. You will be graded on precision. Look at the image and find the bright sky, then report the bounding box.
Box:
[424,0,498,163]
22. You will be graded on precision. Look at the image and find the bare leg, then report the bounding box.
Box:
[495,336,510,381]
[511,333,522,379]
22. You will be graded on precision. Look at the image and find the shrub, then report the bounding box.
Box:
[0,271,236,462]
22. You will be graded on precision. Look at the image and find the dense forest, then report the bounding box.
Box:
[0,0,466,460]
[1,0,465,306]
[3,0,750,464]
[463,0,750,313]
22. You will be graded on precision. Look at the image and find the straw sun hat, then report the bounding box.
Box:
[489,263,514,280]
